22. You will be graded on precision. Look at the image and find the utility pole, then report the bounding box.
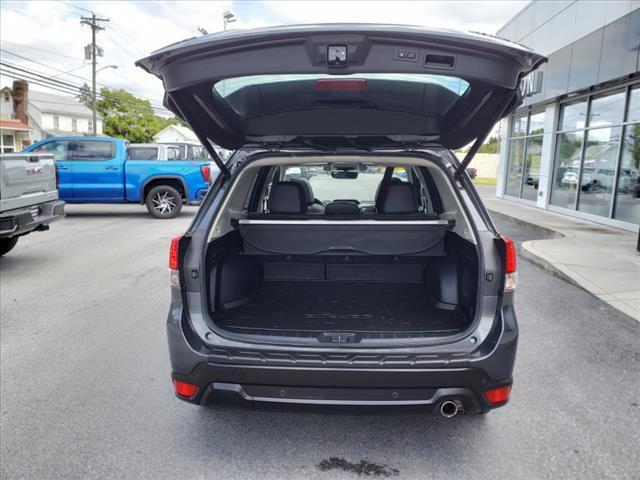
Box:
[81,13,109,135]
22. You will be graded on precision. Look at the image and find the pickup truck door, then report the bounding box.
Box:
[29,140,73,199]
[70,139,125,201]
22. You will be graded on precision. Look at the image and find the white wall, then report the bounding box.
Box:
[41,112,103,135]
[497,0,639,55]
[154,127,190,143]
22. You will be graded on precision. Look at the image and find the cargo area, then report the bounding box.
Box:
[205,229,479,341]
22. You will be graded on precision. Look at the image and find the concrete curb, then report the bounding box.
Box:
[487,208,604,295]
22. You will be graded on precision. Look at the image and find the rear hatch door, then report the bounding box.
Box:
[137,24,545,171]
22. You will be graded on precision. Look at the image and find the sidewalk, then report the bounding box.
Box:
[482,196,640,321]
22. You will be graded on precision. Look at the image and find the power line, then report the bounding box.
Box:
[0,40,81,61]
[1,63,172,114]
[0,48,166,109]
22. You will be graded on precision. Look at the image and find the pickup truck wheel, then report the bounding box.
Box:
[146,185,183,219]
[0,237,19,256]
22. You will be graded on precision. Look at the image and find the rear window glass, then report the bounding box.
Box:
[283,165,412,205]
[213,73,469,119]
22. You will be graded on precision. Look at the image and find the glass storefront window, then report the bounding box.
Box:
[522,135,543,201]
[512,112,528,137]
[576,126,621,217]
[505,109,545,200]
[549,85,640,225]
[550,130,584,209]
[528,111,545,135]
[506,138,525,197]
[613,124,640,223]
[559,100,587,131]
[626,86,640,123]
[588,90,625,128]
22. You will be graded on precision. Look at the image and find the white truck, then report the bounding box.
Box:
[0,153,65,256]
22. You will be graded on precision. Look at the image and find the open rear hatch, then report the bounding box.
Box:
[136,24,546,175]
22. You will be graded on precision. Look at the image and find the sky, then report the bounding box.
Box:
[0,0,528,116]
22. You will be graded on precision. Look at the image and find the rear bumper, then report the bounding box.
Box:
[173,362,510,414]
[0,200,65,238]
[167,303,518,413]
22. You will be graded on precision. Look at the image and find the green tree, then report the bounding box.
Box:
[478,136,499,154]
[76,83,94,111]
[79,87,183,142]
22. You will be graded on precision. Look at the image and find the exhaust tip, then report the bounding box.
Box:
[440,400,461,418]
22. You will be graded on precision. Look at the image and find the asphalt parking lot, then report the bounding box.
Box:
[1,203,639,479]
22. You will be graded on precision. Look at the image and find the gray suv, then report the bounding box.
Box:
[137,25,544,416]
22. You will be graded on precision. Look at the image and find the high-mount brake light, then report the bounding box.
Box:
[501,236,517,292]
[169,234,184,286]
[315,78,367,92]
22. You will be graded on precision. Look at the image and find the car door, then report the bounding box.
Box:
[70,139,125,201]
[136,25,546,175]
[30,139,73,199]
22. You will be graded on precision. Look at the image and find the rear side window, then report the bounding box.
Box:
[71,140,115,161]
[128,147,158,160]
[167,147,180,160]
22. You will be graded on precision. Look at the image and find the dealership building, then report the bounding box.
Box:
[495,0,640,231]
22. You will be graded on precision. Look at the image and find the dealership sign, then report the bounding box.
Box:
[520,70,544,98]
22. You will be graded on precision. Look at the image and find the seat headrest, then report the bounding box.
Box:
[290,177,314,205]
[324,201,360,216]
[268,182,306,214]
[380,183,418,214]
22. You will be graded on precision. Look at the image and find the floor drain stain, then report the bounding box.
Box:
[317,457,399,477]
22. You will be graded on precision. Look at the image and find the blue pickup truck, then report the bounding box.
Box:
[23,136,211,218]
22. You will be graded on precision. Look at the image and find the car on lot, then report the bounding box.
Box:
[128,143,182,161]
[466,167,478,179]
[23,136,211,218]
[137,24,545,415]
[0,152,65,255]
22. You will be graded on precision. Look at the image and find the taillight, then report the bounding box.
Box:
[169,234,184,286]
[483,385,512,405]
[501,236,517,292]
[173,379,198,399]
[200,164,211,183]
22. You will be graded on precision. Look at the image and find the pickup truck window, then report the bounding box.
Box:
[71,140,115,161]
[33,140,69,161]
[167,147,180,160]
[129,147,158,160]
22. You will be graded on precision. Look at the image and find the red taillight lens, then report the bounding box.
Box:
[483,385,512,405]
[502,236,516,274]
[169,234,183,270]
[200,164,211,183]
[315,78,367,92]
[173,379,198,398]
